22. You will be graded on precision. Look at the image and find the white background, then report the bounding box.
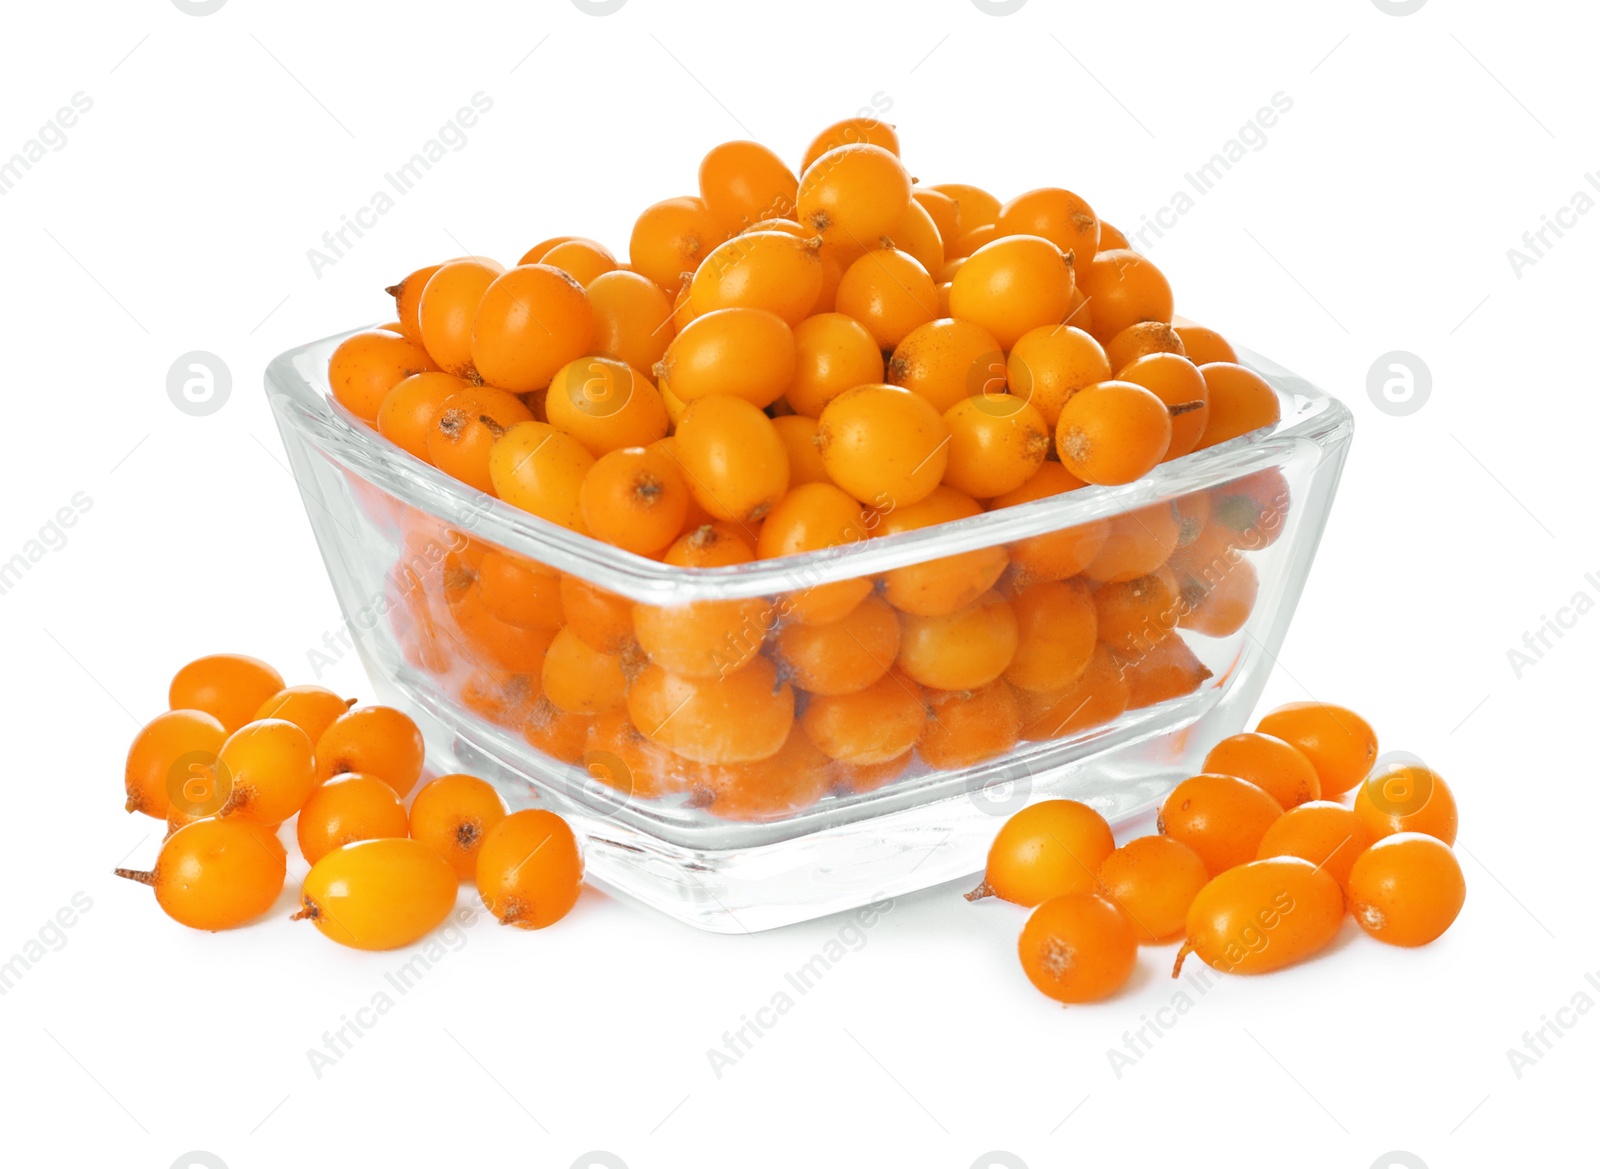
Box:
[1,1,1593,1166]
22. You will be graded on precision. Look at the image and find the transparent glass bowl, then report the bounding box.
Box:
[266,329,1352,932]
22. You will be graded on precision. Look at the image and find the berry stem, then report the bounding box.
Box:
[113,868,156,886]
[963,880,993,902]
[1171,940,1195,978]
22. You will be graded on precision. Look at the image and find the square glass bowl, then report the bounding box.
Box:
[266,330,1351,932]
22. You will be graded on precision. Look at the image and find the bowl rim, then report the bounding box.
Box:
[266,326,1352,603]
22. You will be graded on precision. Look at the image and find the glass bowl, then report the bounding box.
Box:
[266,329,1352,932]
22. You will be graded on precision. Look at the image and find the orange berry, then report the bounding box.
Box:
[1006,325,1112,429]
[817,383,949,508]
[992,463,1107,588]
[941,393,1051,499]
[475,550,565,630]
[656,307,796,408]
[386,263,443,347]
[541,626,628,714]
[560,575,634,653]
[630,195,724,290]
[801,671,926,766]
[1097,222,1130,250]
[755,482,872,624]
[1018,643,1129,741]
[885,196,946,278]
[1083,502,1182,583]
[896,590,1019,691]
[912,187,961,245]
[1118,352,1209,460]
[1019,893,1137,1003]
[1093,567,1182,656]
[475,809,584,929]
[1077,249,1173,343]
[888,317,1004,415]
[545,358,670,456]
[689,231,823,325]
[949,235,1075,350]
[538,238,615,287]
[487,420,595,531]
[216,718,317,825]
[1174,324,1238,365]
[125,709,228,819]
[928,183,1000,238]
[674,395,790,523]
[1174,858,1343,976]
[1255,702,1378,798]
[875,486,1008,616]
[834,246,939,349]
[797,143,912,247]
[378,371,470,460]
[580,444,691,555]
[628,657,794,765]
[774,592,899,696]
[314,705,426,797]
[425,387,535,494]
[693,727,834,822]
[169,654,285,735]
[418,258,504,377]
[1203,732,1322,810]
[1347,834,1466,947]
[1353,762,1459,845]
[918,680,1021,770]
[408,773,507,880]
[634,524,771,678]
[1159,773,1283,875]
[1256,801,1374,890]
[587,269,675,373]
[801,116,901,172]
[1196,362,1281,448]
[254,685,355,746]
[1055,381,1172,485]
[470,265,594,393]
[115,819,286,931]
[1004,579,1098,692]
[971,799,1115,906]
[329,329,441,422]
[296,773,409,864]
[784,312,884,418]
[699,140,797,231]
[1104,320,1185,373]
[1121,635,1213,710]
[772,414,830,487]
[995,187,1099,263]
[1097,836,1210,944]
[521,695,593,764]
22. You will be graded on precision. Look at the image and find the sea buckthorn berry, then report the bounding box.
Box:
[970,799,1116,906]
[125,709,227,819]
[418,258,504,377]
[560,575,635,653]
[941,394,1051,500]
[456,670,540,731]
[1171,534,1259,638]
[1196,363,1281,448]
[115,819,286,931]
[832,751,913,795]
[929,182,1000,238]
[387,262,444,347]
[585,709,688,802]
[1211,468,1291,549]
[539,238,616,287]
[628,657,795,765]
[802,116,901,172]
[1006,325,1113,430]
[896,590,1019,691]
[169,654,285,735]
[379,372,470,460]
[1348,834,1466,947]
[521,694,593,764]
[486,420,595,531]
[541,626,628,714]
[1097,836,1210,944]
[995,187,1099,263]
[1055,381,1172,485]
[425,387,536,494]
[689,231,824,325]
[1018,643,1129,741]
[1004,579,1098,692]
[700,140,798,232]
[477,809,584,929]
[635,524,771,677]
[254,686,355,747]
[1083,502,1183,583]
[1256,801,1374,890]
[314,705,426,796]
[1062,285,1093,334]
[888,317,1004,415]
[875,486,1009,616]
[296,773,410,865]
[446,588,558,675]
[949,235,1075,350]
[476,550,565,630]
[1097,222,1130,250]
[801,671,926,766]
[1174,323,1238,365]
[675,395,790,523]
[1255,702,1378,799]
[409,773,508,880]
[329,329,441,422]
[798,143,912,248]
[774,592,899,695]
[912,187,961,245]
[772,415,830,487]
[1104,321,1185,373]
[545,358,670,456]
[694,728,834,822]
[785,312,884,418]
[519,237,577,264]
[470,265,594,393]
[755,482,872,624]
[918,680,1021,770]
[1159,773,1283,875]
[656,307,797,409]
[1353,761,1459,845]
[1019,893,1137,1004]
[1077,249,1174,344]
[580,445,691,555]
[1121,635,1213,710]
[1093,567,1182,656]
[835,247,939,349]
[215,719,317,825]
[950,223,997,259]
[886,197,946,279]
[296,838,458,950]
[1118,352,1209,460]
[630,195,724,290]
[1203,732,1322,810]
[587,270,676,373]
[1173,857,1344,977]
[817,384,949,508]
[992,463,1107,588]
